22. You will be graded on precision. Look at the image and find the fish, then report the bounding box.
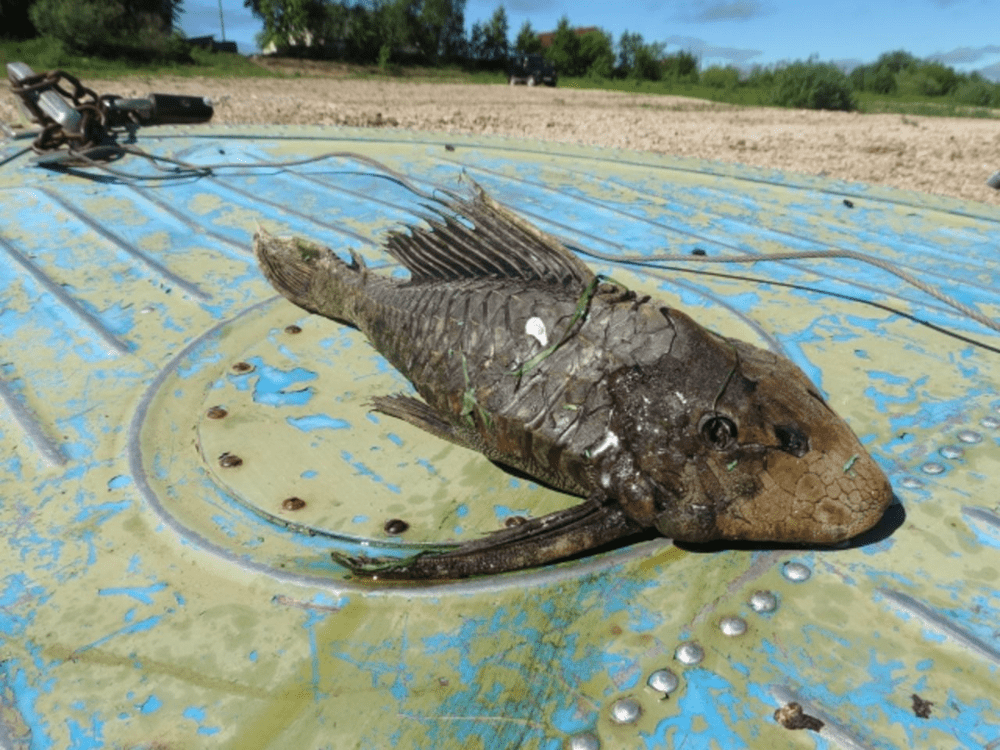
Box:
[253,185,894,579]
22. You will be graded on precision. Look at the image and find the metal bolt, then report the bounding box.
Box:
[232,361,254,373]
[981,416,1000,429]
[646,669,679,695]
[609,697,641,724]
[504,515,527,528]
[568,732,600,750]
[384,518,409,534]
[284,324,302,334]
[939,445,964,459]
[782,561,811,582]
[674,642,704,666]
[957,430,982,444]
[719,616,748,636]
[749,590,777,613]
[921,462,945,475]
[900,476,924,489]
[206,406,228,419]
[282,497,306,511]
[218,452,243,468]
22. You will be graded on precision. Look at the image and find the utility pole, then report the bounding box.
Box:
[218,0,227,41]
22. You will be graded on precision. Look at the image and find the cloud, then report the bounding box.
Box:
[927,45,1000,65]
[678,0,770,22]
[662,35,762,65]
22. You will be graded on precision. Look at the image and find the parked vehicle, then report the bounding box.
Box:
[507,54,557,87]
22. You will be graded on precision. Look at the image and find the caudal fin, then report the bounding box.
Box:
[253,228,361,324]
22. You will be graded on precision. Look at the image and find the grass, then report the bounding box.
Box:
[3,36,998,120]
[0,36,279,78]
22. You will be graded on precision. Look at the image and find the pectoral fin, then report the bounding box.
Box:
[334,495,645,579]
[370,394,478,449]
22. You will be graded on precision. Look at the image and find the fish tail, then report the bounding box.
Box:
[253,228,365,325]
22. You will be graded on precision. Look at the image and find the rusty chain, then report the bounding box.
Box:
[8,69,127,155]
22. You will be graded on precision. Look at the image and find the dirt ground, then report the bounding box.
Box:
[5,71,999,206]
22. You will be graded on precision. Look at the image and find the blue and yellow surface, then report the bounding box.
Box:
[1,125,998,749]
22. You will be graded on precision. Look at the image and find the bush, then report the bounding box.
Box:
[951,77,1000,107]
[897,62,960,97]
[771,61,856,111]
[701,65,740,89]
[29,0,123,54]
[661,50,698,82]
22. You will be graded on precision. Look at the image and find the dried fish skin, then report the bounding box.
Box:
[254,186,893,577]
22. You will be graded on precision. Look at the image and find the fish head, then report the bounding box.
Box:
[603,310,893,545]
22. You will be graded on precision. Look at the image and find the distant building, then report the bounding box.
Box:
[537,26,598,49]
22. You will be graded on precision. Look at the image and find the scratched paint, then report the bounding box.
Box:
[1,127,999,748]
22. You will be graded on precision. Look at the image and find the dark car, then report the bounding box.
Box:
[507,54,557,87]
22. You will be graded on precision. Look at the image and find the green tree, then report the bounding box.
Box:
[469,5,508,66]
[662,50,697,81]
[578,28,613,78]
[1,0,39,38]
[245,0,327,51]
[616,31,664,80]
[546,16,581,75]
[30,0,186,59]
[771,60,856,111]
[701,65,740,89]
[513,20,540,55]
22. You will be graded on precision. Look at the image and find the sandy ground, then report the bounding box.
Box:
[5,71,999,206]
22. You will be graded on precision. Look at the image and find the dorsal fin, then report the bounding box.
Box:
[383,186,595,289]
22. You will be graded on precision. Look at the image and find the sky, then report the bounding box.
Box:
[179,0,1000,81]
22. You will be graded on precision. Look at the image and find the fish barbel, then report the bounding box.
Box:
[254,186,893,579]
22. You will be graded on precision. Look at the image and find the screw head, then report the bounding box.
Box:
[749,590,778,613]
[646,669,679,695]
[232,361,254,373]
[782,561,811,582]
[206,406,228,419]
[218,452,243,468]
[282,497,306,511]
[284,324,302,334]
[609,697,641,724]
[384,518,409,535]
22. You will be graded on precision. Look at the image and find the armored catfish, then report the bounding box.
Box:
[254,187,893,579]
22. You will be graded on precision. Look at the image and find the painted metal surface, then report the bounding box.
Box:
[1,124,999,749]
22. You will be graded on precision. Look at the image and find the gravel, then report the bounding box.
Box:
[4,72,999,206]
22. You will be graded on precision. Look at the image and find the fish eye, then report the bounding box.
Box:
[699,415,738,451]
[774,424,810,457]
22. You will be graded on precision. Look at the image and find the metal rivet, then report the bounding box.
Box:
[674,642,704,666]
[939,445,964,459]
[206,406,228,419]
[282,497,306,511]
[647,669,679,695]
[232,361,254,373]
[504,515,527,528]
[384,518,409,534]
[749,590,778,613]
[994,405,1000,415]
[921,462,946,475]
[568,732,600,750]
[957,430,982,444]
[140,306,154,314]
[284,324,302,334]
[900,476,924,489]
[720,616,748,636]
[981,416,1000,429]
[218,452,243,468]
[782,561,811,582]
[609,697,641,724]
